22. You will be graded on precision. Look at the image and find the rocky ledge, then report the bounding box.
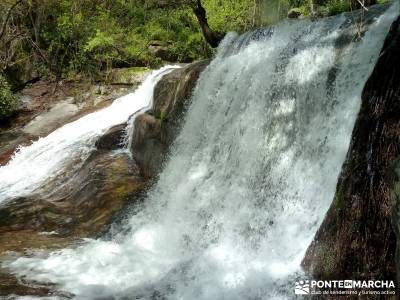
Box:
[0,61,209,297]
[302,16,400,294]
[131,60,210,178]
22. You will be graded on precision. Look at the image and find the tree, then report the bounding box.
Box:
[191,0,225,48]
[147,0,226,48]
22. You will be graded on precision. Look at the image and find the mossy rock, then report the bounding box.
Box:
[107,67,150,85]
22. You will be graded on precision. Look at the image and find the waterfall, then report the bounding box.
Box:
[6,4,399,300]
[0,66,179,203]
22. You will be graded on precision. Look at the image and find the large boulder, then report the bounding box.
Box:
[302,17,400,285]
[131,60,210,178]
[391,159,400,284]
[4,57,39,90]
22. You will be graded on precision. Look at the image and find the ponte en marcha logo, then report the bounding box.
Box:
[294,279,396,296]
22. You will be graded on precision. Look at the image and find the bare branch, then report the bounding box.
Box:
[356,0,369,11]
[0,0,23,42]
[192,0,225,48]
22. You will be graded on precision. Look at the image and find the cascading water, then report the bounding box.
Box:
[0,66,179,203]
[5,4,399,300]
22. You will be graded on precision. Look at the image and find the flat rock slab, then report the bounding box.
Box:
[23,100,80,136]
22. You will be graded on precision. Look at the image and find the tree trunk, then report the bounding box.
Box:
[192,0,225,48]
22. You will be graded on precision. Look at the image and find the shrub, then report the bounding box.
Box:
[0,75,17,122]
[326,0,352,15]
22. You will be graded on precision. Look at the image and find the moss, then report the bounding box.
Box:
[352,152,361,168]
[121,66,150,73]
[313,242,337,277]
[298,4,313,16]
[335,187,345,212]
[325,0,352,15]
[155,110,169,126]
[110,66,149,81]
[106,67,150,85]
[111,183,143,199]
[322,244,337,276]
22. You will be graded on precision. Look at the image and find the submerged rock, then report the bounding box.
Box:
[131,114,163,178]
[131,60,210,178]
[303,16,400,284]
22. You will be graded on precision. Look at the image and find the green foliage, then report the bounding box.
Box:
[12,0,256,79]
[1,0,365,86]
[0,74,17,122]
[326,0,352,15]
[335,187,345,212]
[203,0,254,32]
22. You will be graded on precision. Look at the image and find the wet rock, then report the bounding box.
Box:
[131,114,163,178]
[0,150,145,296]
[95,123,127,150]
[131,60,210,178]
[302,16,400,284]
[0,131,31,166]
[0,152,144,237]
[390,160,400,283]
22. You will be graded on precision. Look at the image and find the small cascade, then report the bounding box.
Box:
[0,66,179,203]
